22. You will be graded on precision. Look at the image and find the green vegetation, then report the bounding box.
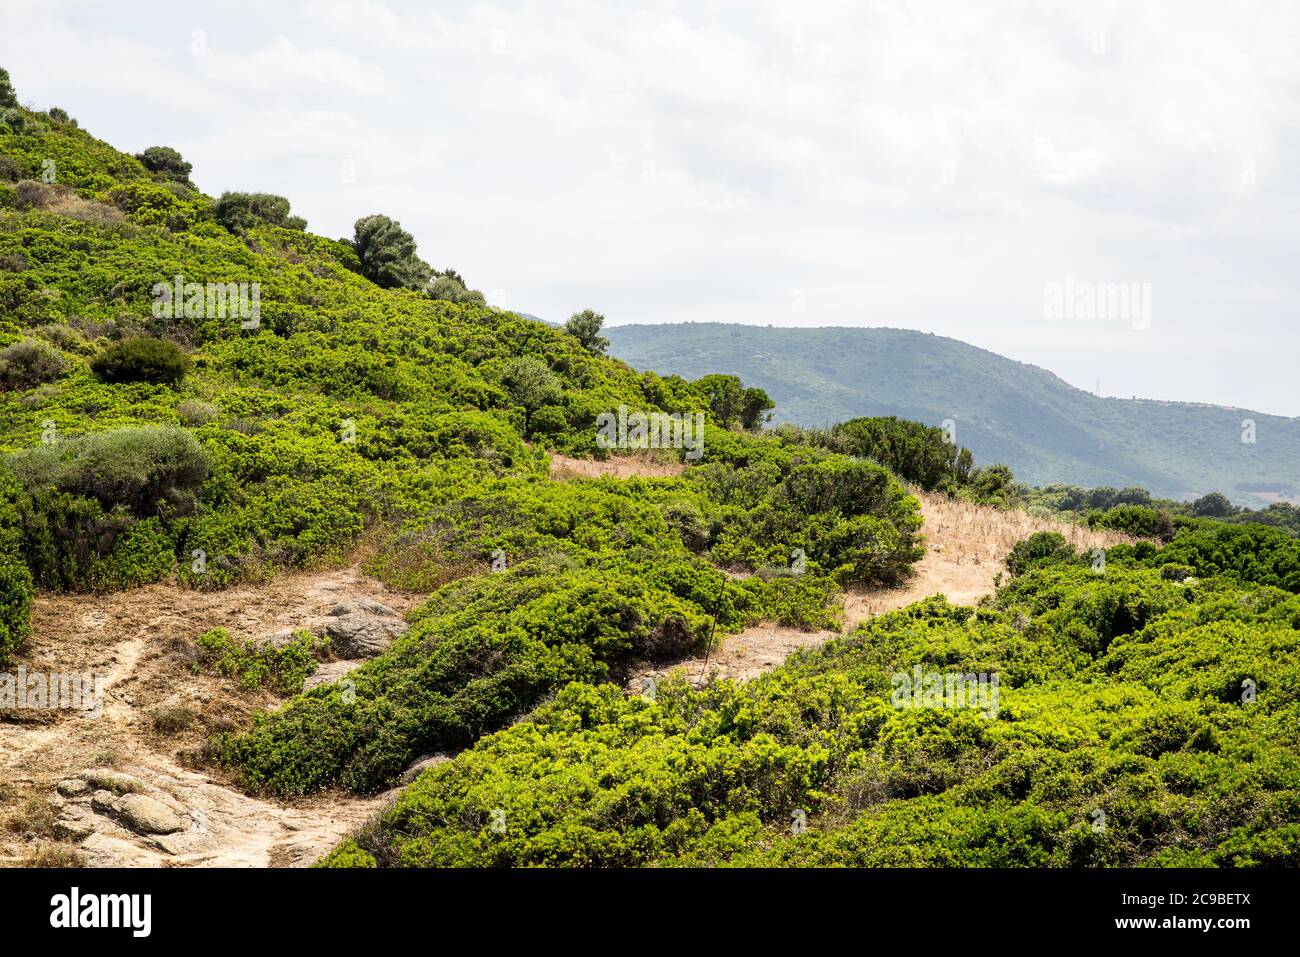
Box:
[0,68,16,110]
[565,309,609,356]
[0,338,66,391]
[214,192,306,235]
[134,146,193,186]
[91,337,191,385]
[329,559,1300,867]
[194,627,325,695]
[0,464,31,662]
[352,214,430,290]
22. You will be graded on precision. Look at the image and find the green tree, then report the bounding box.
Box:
[739,387,775,430]
[565,309,609,356]
[1191,491,1234,517]
[501,356,561,433]
[135,146,193,184]
[427,274,486,306]
[215,192,307,234]
[0,67,16,109]
[353,214,432,290]
[693,373,744,427]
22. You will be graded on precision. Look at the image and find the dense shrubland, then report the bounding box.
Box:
[324,559,1300,867]
[780,416,1017,507]
[0,100,829,619]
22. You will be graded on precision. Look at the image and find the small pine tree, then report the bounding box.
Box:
[353,214,432,291]
[565,309,609,355]
[135,146,193,184]
[0,67,16,109]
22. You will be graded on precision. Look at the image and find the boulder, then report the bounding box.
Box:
[321,611,408,659]
[401,752,452,784]
[81,768,144,795]
[110,794,186,836]
[56,778,89,797]
[328,598,399,619]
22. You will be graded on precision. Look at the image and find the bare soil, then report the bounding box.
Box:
[0,566,417,868]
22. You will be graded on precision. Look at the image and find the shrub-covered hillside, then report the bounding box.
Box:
[324,531,1300,868]
[0,94,924,774]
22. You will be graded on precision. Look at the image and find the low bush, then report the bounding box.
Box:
[91,337,191,386]
[0,338,66,391]
[194,628,325,695]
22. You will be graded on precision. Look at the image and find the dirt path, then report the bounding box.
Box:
[0,566,416,868]
[631,490,1133,685]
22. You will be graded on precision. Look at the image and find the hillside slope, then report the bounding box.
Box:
[606,323,1300,503]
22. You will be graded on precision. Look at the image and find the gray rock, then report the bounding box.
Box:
[90,789,116,812]
[110,794,186,835]
[322,612,408,659]
[55,819,95,842]
[56,778,89,797]
[302,660,361,692]
[81,769,143,795]
[328,598,399,619]
[401,752,452,784]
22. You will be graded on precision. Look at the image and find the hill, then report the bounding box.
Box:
[3,86,1299,872]
[605,323,1300,504]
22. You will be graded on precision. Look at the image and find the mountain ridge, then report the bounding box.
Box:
[605,321,1300,504]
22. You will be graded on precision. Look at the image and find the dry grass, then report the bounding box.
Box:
[4,797,59,839]
[911,488,1136,566]
[549,451,686,480]
[17,844,86,868]
[12,179,125,224]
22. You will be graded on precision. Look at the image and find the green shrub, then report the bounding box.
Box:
[9,426,209,514]
[194,627,324,695]
[134,146,192,184]
[1088,504,1174,542]
[1006,531,1078,576]
[0,466,32,665]
[91,337,191,385]
[214,192,306,234]
[427,275,485,305]
[315,839,378,868]
[353,214,430,290]
[0,338,66,391]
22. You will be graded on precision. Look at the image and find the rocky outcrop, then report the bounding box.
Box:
[319,600,409,658]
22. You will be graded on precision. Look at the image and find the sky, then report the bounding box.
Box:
[3,0,1299,416]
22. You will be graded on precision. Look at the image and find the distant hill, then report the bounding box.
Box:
[606,323,1300,503]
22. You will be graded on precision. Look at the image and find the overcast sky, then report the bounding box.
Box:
[4,1,1299,415]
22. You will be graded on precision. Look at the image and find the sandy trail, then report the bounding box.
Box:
[0,566,416,868]
[630,489,1134,685]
